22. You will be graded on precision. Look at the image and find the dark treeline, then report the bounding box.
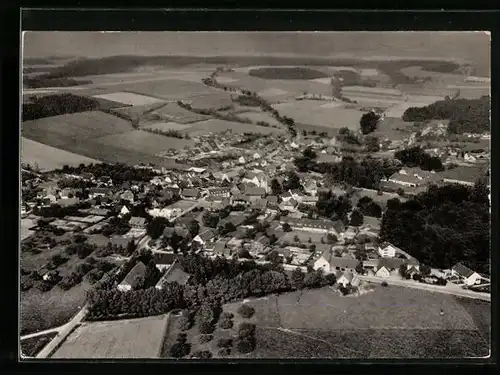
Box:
[394,146,444,171]
[380,181,490,274]
[54,163,160,184]
[23,77,92,89]
[86,253,336,321]
[402,96,490,134]
[23,94,105,121]
[248,67,329,80]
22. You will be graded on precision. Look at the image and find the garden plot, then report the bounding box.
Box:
[92,92,165,106]
[93,130,194,155]
[52,315,169,358]
[21,137,101,172]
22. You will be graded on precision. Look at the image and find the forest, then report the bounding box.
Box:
[379,181,490,274]
[53,163,160,184]
[402,96,490,134]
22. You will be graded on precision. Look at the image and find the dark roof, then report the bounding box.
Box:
[181,188,200,197]
[153,252,177,266]
[266,195,278,204]
[377,258,405,270]
[389,173,419,184]
[245,186,266,196]
[329,256,358,270]
[120,262,147,288]
[198,229,216,242]
[251,199,267,209]
[129,216,146,227]
[452,263,475,278]
[440,166,486,183]
[90,187,111,194]
[109,236,131,248]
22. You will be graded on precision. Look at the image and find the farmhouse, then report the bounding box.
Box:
[451,263,483,286]
[378,242,401,258]
[181,188,200,200]
[375,258,406,277]
[439,166,486,187]
[313,249,359,274]
[155,260,190,289]
[117,262,147,292]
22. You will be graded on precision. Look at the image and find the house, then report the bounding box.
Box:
[59,188,76,200]
[313,249,358,273]
[337,271,359,287]
[281,190,293,202]
[440,166,486,187]
[375,265,392,278]
[238,156,246,164]
[245,186,266,201]
[181,188,200,200]
[155,260,190,289]
[250,198,268,211]
[119,205,130,217]
[280,198,298,211]
[213,239,231,257]
[192,229,216,247]
[42,194,57,205]
[208,187,231,198]
[388,173,419,188]
[232,195,251,206]
[129,216,146,229]
[375,258,406,277]
[120,190,135,203]
[451,263,483,286]
[378,242,400,258]
[406,265,420,277]
[297,195,318,205]
[117,262,147,292]
[153,252,177,271]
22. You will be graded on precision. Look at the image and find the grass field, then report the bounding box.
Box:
[249,67,331,80]
[92,91,165,106]
[93,130,194,155]
[142,122,193,132]
[221,285,490,358]
[273,101,364,129]
[188,119,284,135]
[22,137,101,171]
[150,102,209,124]
[21,332,58,357]
[236,111,282,126]
[371,117,414,140]
[22,111,132,141]
[52,315,169,358]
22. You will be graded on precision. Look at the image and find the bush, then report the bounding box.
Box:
[236,337,256,354]
[169,342,191,358]
[237,304,255,319]
[219,318,233,329]
[381,281,389,287]
[198,334,213,344]
[238,322,256,338]
[218,347,231,357]
[198,321,215,334]
[178,316,193,331]
[220,312,234,320]
[177,332,188,343]
[191,350,212,359]
[217,338,233,348]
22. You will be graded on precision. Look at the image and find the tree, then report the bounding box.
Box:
[169,342,191,358]
[325,273,337,286]
[282,223,292,232]
[309,244,316,252]
[237,304,255,318]
[146,217,168,240]
[293,234,300,243]
[397,188,405,197]
[360,111,380,134]
[399,264,407,279]
[326,233,337,244]
[270,178,282,195]
[188,219,200,238]
[420,264,431,276]
[291,267,305,289]
[364,135,380,152]
[303,147,317,160]
[350,209,364,226]
[355,262,364,274]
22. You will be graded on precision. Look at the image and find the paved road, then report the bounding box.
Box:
[358,275,491,302]
[34,304,89,359]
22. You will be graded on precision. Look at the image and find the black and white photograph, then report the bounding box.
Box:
[20,30,491,360]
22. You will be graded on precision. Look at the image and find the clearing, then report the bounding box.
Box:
[21,137,101,172]
[52,315,169,358]
[92,130,194,155]
[220,285,489,358]
[92,92,165,106]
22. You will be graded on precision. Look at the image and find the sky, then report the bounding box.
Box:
[23,31,490,74]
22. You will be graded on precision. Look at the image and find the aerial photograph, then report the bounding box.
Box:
[20,31,491,360]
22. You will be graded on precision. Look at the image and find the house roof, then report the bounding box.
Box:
[245,186,266,196]
[266,195,278,204]
[407,265,419,274]
[90,187,111,194]
[440,166,486,183]
[339,271,354,283]
[153,252,177,266]
[377,258,405,270]
[213,240,230,255]
[163,227,175,237]
[156,261,190,288]
[329,257,359,270]
[198,229,216,242]
[56,197,80,207]
[251,199,268,210]
[109,236,130,248]
[181,188,199,197]
[129,216,146,227]
[389,173,419,184]
[452,263,475,278]
[120,262,147,288]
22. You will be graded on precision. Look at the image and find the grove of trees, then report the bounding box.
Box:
[394,146,444,171]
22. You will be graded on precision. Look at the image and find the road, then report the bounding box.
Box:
[19,304,89,359]
[358,275,491,302]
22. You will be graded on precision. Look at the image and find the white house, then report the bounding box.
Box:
[238,156,246,164]
[375,266,392,278]
[337,271,359,287]
[378,242,399,258]
[119,205,130,217]
[451,263,483,286]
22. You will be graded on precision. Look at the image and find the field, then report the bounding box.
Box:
[371,117,415,141]
[273,101,364,129]
[52,315,169,358]
[92,91,165,106]
[384,95,452,118]
[93,130,194,155]
[236,111,282,126]
[21,332,58,357]
[22,137,101,171]
[21,218,36,241]
[149,102,209,124]
[249,67,330,80]
[221,286,489,358]
[188,93,234,110]
[188,119,284,135]
[142,122,193,132]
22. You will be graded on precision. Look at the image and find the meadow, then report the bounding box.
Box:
[150,102,210,124]
[142,122,193,132]
[92,92,165,106]
[221,285,490,358]
[22,137,101,171]
[188,119,284,135]
[52,315,169,358]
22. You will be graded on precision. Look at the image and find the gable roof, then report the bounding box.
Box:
[153,252,177,266]
[389,173,419,184]
[198,229,216,242]
[120,261,147,288]
[129,216,146,227]
[266,195,278,204]
[156,261,190,288]
[245,186,266,196]
[339,271,354,283]
[452,263,475,278]
[181,188,199,197]
[377,258,405,270]
[329,257,359,270]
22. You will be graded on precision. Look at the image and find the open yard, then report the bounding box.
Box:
[52,315,169,358]
[92,92,165,106]
[220,285,490,358]
[22,137,101,171]
[93,130,194,155]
